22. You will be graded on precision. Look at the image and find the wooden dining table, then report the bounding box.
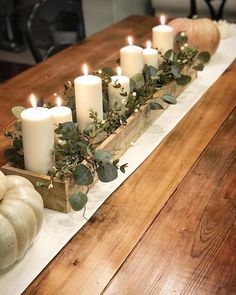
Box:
[0,15,235,295]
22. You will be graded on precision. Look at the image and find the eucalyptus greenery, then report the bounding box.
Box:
[4,32,210,212]
[64,32,210,140]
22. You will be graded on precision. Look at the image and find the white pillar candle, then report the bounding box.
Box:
[108,66,130,112]
[143,41,158,68]
[74,64,103,132]
[152,15,174,55]
[120,36,144,78]
[50,96,73,127]
[21,94,54,174]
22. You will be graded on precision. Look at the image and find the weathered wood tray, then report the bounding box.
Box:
[1,69,196,213]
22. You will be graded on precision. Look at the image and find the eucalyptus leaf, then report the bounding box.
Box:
[113,159,119,165]
[13,137,23,150]
[97,163,118,182]
[73,164,94,185]
[171,65,181,79]
[192,63,204,71]
[197,52,210,63]
[176,74,191,86]
[161,94,177,104]
[94,150,113,164]
[120,163,128,173]
[69,192,88,211]
[131,73,145,89]
[150,102,164,110]
[149,65,158,77]
[11,106,25,120]
[4,148,23,165]
[14,121,22,132]
[86,146,94,157]
[103,96,109,113]
[164,49,173,60]
[55,121,77,137]
[143,64,151,81]
[130,78,136,91]
[102,67,115,76]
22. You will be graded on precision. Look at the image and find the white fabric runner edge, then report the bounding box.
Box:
[1,26,236,295]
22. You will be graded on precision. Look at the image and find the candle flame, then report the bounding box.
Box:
[146,40,152,49]
[127,36,133,46]
[160,15,166,25]
[56,96,62,107]
[30,94,37,109]
[83,64,88,76]
[117,66,122,76]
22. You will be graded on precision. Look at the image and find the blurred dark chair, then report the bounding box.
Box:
[0,0,25,52]
[25,0,85,63]
[189,0,227,20]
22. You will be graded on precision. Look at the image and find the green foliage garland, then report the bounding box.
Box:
[4,33,210,211]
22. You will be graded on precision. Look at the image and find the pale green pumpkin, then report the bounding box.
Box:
[0,171,44,271]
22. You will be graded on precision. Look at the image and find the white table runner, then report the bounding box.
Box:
[0,26,236,295]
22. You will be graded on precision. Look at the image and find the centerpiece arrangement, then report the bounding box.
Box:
[2,16,215,213]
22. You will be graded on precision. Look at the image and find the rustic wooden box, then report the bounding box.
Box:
[2,69,196,213]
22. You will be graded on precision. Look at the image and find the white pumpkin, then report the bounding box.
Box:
[0,171,44,271]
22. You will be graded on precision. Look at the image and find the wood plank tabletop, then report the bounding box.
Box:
[0,15,235,295]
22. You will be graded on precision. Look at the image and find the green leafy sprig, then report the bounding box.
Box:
[52,121,127,210]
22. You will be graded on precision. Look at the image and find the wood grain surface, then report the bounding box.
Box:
[0,15,235,295]
[103,107,236,295]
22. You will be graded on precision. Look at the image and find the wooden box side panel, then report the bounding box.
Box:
[97,69,197,158]
[1,165,70,213]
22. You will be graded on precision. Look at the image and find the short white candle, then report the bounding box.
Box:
[21,94,54,174]
[120,36,144,78]
[108,66,130,112]
[143,41,158,68]
[152,15,174,55]
[74,64,103,132]
[50,96,73,127]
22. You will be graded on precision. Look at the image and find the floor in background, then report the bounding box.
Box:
[0,61,31,83]
[0,49,35,82]
[0,49,35,65]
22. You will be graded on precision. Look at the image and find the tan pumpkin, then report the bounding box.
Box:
[169,18,220,55]
[0,171,44,271]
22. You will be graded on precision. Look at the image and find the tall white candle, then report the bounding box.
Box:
[143,41,158,68]
[152,15,174,55]
[50,96,73,127]
[21,94,54,174]
[74,64,103,132]
[120,36,144,78]
[108,66,130,112]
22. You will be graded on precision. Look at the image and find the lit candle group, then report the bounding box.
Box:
[21,15,175,175]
